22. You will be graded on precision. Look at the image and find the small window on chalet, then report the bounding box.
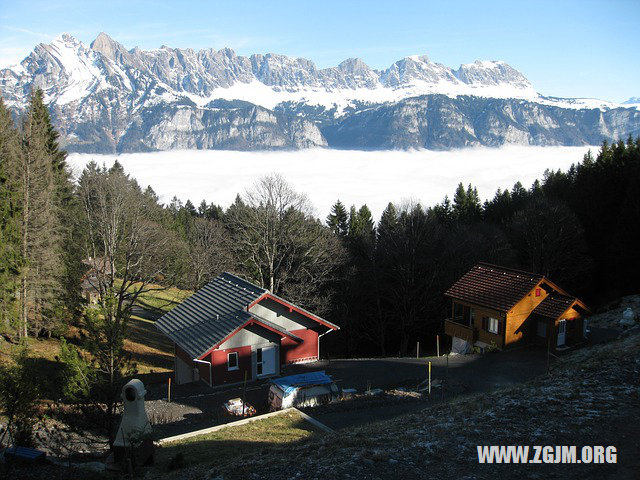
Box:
[488,317,500,334]
[227,352,239,371]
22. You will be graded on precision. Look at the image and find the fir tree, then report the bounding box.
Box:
[184,199,197,216]
[453,183,482,221]
[0,98,23,335]
[377,202,398,249]
[18,89,71,338]
[326,200,349,238]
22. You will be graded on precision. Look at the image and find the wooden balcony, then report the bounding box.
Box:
[444,319,476,343]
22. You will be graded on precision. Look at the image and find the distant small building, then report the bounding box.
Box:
[155,272,339,386]
[80,277,100,304]
[444,263,590,353]
[80,257,112,304]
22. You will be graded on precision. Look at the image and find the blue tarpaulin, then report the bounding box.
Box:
[271,371,333,396]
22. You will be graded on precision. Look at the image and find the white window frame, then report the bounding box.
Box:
[488,317,499,334]
[227,352,239,371]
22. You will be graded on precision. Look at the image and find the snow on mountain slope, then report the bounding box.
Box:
[1,32,638,153]
[1,32,541,112]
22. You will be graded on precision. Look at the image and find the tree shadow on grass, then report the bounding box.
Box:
[126,317,172,353]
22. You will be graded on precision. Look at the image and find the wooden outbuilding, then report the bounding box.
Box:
[444,263,590,353]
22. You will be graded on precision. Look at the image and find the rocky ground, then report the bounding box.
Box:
[588,294,640,330]
[3,302,638,479]
[145,326,640,480]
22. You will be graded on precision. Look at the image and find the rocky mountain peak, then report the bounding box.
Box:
[55,32,79,45]
[90,32,124,62]
[2,32,636,154]
[455,60,532,89]
[337,58,371,73]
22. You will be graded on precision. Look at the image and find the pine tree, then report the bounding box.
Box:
[18,88,71,338]
[377,202,398,243]
[453,182,482,221]
[348,204,375,242]
[326,200,349,238]
[0,98,23,335]
[184,199,197,216]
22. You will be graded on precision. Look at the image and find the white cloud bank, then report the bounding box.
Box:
[67,145,597,221]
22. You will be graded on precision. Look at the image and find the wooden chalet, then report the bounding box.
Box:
[155,272,339,386]
[444,263,590,353]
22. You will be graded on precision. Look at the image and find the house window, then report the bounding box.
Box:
[227,352,239,371]
[488,317,499,334]
[537,320,547,337]
[256,348,263,375]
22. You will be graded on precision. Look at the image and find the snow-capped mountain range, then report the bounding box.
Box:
[1,33,638,152]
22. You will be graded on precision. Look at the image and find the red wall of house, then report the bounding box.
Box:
[196,358,211,384]
[211,346,252,385]
[281,328,318,364]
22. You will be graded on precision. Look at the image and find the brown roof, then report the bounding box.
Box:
[445,263,543,312]
[532,293,576,319]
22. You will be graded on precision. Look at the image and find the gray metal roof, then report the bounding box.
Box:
[155,272,267,358]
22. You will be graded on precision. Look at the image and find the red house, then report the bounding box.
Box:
[155,272,339,386]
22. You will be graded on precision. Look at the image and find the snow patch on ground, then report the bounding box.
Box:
[67,145,596,220]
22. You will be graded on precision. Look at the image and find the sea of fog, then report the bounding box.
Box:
[67,146,596,220]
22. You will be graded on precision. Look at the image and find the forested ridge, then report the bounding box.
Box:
[1,90,639,352]
[0,91,638,444]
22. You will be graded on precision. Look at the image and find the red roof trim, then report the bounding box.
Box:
[259,293,339,330]
[247,293,268,310]
[197,315,307,360]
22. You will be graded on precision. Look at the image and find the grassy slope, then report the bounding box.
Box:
[155,410,320,472]
[0,283,191,398]
[150,330,640,480]
[132,283,191,314]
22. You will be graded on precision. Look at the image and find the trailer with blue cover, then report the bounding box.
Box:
[268,371,340,410]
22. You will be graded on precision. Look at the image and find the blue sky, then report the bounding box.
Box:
[1,0,638,102]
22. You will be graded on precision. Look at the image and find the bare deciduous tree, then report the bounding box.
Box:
[185,217,233,289]
[69,161,179,446]
[227,174,344,314]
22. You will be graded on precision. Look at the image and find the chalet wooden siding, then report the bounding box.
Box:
[446,300,506,349]
[444,263,590,353]
[504,281,550,347]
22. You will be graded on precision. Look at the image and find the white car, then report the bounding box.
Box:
[268,371,340,411]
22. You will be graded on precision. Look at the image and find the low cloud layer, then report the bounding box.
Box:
[67,146,596,220]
